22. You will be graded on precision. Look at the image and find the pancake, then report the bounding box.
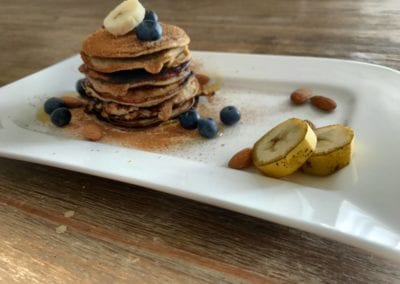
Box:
[93,98,196,128]
[84,81,181,108]
[79,61,190,84]
[81,24,190,58]
[85,67,191,96]
[81,46,191,73]
[84,74,197,107]
[84,74,199,109]
[86,73,188,97]
[170,77,200,105]
[85,76,199,119]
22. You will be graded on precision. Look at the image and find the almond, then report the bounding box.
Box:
[82,123,103,141]
[290,88,311,105]
[195,74,210,86]
[61,96,86,108]
[228,148,253,169]
[310,96,337,111]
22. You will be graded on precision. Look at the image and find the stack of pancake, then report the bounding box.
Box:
[79,23,200,128]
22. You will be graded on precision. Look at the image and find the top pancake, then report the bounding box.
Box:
[81,23,190,58]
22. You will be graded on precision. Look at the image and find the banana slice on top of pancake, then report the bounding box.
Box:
[103,0,145,36]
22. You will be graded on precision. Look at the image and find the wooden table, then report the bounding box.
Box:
[1,0,400,282]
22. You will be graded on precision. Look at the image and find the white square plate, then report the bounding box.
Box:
[1,51,400,262]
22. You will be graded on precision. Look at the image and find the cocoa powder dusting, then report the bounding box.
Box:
[63,108,200,152]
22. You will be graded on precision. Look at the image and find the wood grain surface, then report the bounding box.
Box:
[1,0,400,283]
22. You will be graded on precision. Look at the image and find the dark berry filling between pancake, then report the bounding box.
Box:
[86,61,191,84]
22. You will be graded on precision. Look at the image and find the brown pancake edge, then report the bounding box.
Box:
[79,61,190,85]
[83,74,197,106]
[91,98,196,128]
[81,46,191,74]
[81,24,190,58]
[84,67,192,96]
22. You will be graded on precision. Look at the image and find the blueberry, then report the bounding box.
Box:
[76,78,86,97]
[50,107,71,127]
[135,20,163,41]
[220,106,241,126]
[178,110,200,130]
[44,97,66,114]
[144,10,158,22]
[198,118,218,139]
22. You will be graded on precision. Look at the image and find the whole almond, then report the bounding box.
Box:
[82,123,103,141]
[290,88,312,105]
[310,96,337,111]
[61,96,86,108]
[195,74,210,86]
[228,148,253,169]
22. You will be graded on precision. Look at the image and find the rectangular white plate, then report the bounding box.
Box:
[1,51,400,262]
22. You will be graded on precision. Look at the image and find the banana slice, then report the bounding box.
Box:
[103,0,145,36]
[302,125,354,176]
[252,118,317,178]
